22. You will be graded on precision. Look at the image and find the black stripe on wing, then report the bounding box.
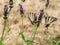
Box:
[45,16,57,28]
[28,13,35,25]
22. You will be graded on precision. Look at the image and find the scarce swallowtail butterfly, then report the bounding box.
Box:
[44,16,57,28]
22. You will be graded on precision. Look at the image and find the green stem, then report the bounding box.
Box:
[1,19,7,42]
[16,14,24,45]
[31,23,38,45]
[22,15,23,30]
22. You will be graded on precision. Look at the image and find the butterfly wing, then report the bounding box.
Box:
[28,13,35,25]
[45,16,57,28]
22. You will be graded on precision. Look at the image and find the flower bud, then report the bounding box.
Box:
[9,0,13,8]
[4,4,8,17]
[19,4,24,15]
[45,0,49,8]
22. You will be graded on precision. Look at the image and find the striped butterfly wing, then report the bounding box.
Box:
[28,13,35,25]
[45,16,57,27]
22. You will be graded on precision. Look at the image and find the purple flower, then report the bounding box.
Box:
[19,4,24,14]
[45,0,49,8]
[4,4,8,17]
[35,15,38,23]
[40,9,44,15]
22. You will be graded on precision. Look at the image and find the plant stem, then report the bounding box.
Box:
[21,15,24,31]
[31,23,38,45]
[1,19,7,42]
[16,14,24,45]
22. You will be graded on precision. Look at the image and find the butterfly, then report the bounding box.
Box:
[28,12,44,27]
[44,16,57,28]
[28,13,35,25]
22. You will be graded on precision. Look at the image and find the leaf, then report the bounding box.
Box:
[6,28,11,33]
[19,31,26,41]
[26,40,34,45]
[0,41,5,45]
[56,41,60,45]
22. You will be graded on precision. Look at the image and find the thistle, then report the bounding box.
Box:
[9,0,13,12]
[45,0,49,8]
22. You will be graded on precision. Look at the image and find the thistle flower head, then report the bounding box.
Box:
[19,4,24,14]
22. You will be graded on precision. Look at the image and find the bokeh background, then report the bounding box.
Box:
[0,0,60,45]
